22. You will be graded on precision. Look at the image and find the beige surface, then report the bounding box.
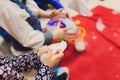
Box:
[0,0,120,80]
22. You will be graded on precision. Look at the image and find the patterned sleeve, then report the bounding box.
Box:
[0,64,54,80]
[35,64,54,80]
[0,51,54,80]
[0,51,40,72]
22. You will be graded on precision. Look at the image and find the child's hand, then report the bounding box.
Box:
[49,8,70,20]
[42,49,64,68]
[37,46,50,57]
[37,45,64,68]
[52,22,71,40]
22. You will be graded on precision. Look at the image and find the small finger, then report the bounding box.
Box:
[56,21,61,28]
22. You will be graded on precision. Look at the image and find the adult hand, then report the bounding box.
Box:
[43,49,64,68]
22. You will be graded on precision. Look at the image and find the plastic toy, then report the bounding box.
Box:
[47,18,79,33]
[74,22,86,52]
[34,0,64,10]
[59,18,79,34]
[46,20,66,32]
[46,19,86,52]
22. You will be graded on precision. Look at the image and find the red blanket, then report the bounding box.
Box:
[59,6,120,80]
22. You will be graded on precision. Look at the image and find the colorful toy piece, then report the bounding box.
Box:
[46,18,79,34]
[75,20,81,26]
[75,26,86,52]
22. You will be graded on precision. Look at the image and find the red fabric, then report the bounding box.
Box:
[59,6,120,80]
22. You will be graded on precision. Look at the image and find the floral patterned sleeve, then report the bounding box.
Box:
[0,51,40,72]
[0,51,54,80]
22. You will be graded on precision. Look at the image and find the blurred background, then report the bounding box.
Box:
[0,0,120,80]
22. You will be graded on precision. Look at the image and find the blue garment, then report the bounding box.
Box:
[34,0,63,10]
[51,66,68,80]
[0,27,11,42]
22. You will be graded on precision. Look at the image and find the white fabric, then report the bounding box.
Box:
[68,0,92,16]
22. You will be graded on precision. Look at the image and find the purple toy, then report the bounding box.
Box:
[46,20,66,32]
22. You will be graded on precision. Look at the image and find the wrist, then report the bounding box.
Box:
[43,60,55,68]
[45,14,51,18]
[37,10,51,18]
